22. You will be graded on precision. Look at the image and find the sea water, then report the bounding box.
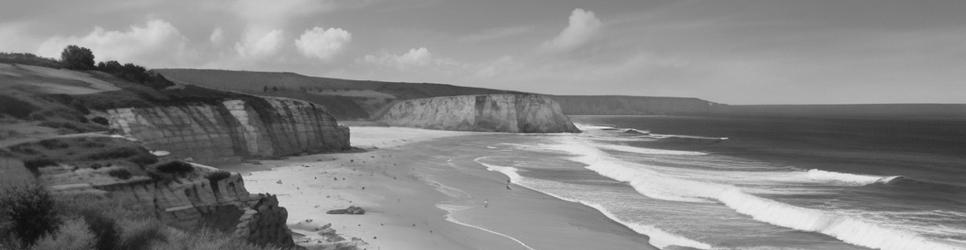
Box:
[462,115,966,249]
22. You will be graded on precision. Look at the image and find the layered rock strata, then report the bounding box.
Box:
[379,94,579,133]
[106,97,350,163]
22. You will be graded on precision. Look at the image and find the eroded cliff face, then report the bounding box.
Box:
[105,97,350,163]
[2,136,298,248]
[379,94,579,133]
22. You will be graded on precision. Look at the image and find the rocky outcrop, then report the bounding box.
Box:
[378,94,579,133]
[105,97,350,164]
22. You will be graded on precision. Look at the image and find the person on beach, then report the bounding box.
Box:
[505,179,512,190]
[483,199,489,208]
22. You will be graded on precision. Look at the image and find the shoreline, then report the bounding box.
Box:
[229,126,656,249]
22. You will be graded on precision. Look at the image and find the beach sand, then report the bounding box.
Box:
[229,126,657,250]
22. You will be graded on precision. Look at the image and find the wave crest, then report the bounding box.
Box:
[805,169,903,185]
[550,137,963,250]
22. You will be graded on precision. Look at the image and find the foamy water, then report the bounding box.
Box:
[476,158,712,249]
[474,123,966,250]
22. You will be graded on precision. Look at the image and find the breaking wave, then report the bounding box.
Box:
[805,169,903,185]
[544,137,963,250]
[594,143,708,156]
[474,157,712,249]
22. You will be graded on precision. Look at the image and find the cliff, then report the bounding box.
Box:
[0,63,353,249]
[1,136,298,248]
[378,94,579,133]
[104,97,350,164]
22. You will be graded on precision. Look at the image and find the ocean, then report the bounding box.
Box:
[464,115,966,249]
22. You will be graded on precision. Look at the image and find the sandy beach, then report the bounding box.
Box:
[229,126,657,250]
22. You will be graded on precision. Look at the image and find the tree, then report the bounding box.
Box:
[60,45,94,70]
[0,185,61,247]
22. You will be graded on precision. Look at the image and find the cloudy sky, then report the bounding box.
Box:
[2,0,965,104]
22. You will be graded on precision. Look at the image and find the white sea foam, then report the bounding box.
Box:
[547,136,964,250]
[482,160,523,183]
[594,143,708,156]
[573,123,616,131]
[805,169,902,185]
[474,157,712,249]
[435,204,536,250]
[650,134,729,141]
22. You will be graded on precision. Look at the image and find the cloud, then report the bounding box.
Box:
[540,8,602,52]
[234,29,284,58]
[295,27,352,61]
[209,27,225,45]
[35,19,191,67]
[362,47,439,70]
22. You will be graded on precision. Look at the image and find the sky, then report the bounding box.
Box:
[2,0,965,104]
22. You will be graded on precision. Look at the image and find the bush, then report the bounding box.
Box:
[107,169,132,180]
[29,219,94,250]
[23,159,57,175]
[60,45,94,70]
[0,185,61,247]
[79,210,119,250]
[86,147,140,161]
[204,171,231,182]
[0,95,38,119]
[90,117,110,126]
[116,220,166,250]
[154,161,194,174]
[127,154,158,167]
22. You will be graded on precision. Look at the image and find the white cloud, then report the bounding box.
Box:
[234,29,284,58]
[295,27,351,61]
[540,8,602,52]
[362,47,438,70]
[35,19,191,67]
[209,27,225,45]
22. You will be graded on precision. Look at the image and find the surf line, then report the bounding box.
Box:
[439,207,536,250]
[433,159,534,250]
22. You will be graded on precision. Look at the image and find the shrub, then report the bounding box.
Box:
[0,185,60,247]
[127,154,158,167]
[90,117,110,126]
[23,159,57,175]
[0,95,38,119]
[60,45,94,70]
[29,219,94,250]
[54,193,152,222]
[116,220,166,250]
[204,171,231,182]
[86,147,140,161]
[154,161,194,174]
[107,169,132,180]
[79,210,119,250]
